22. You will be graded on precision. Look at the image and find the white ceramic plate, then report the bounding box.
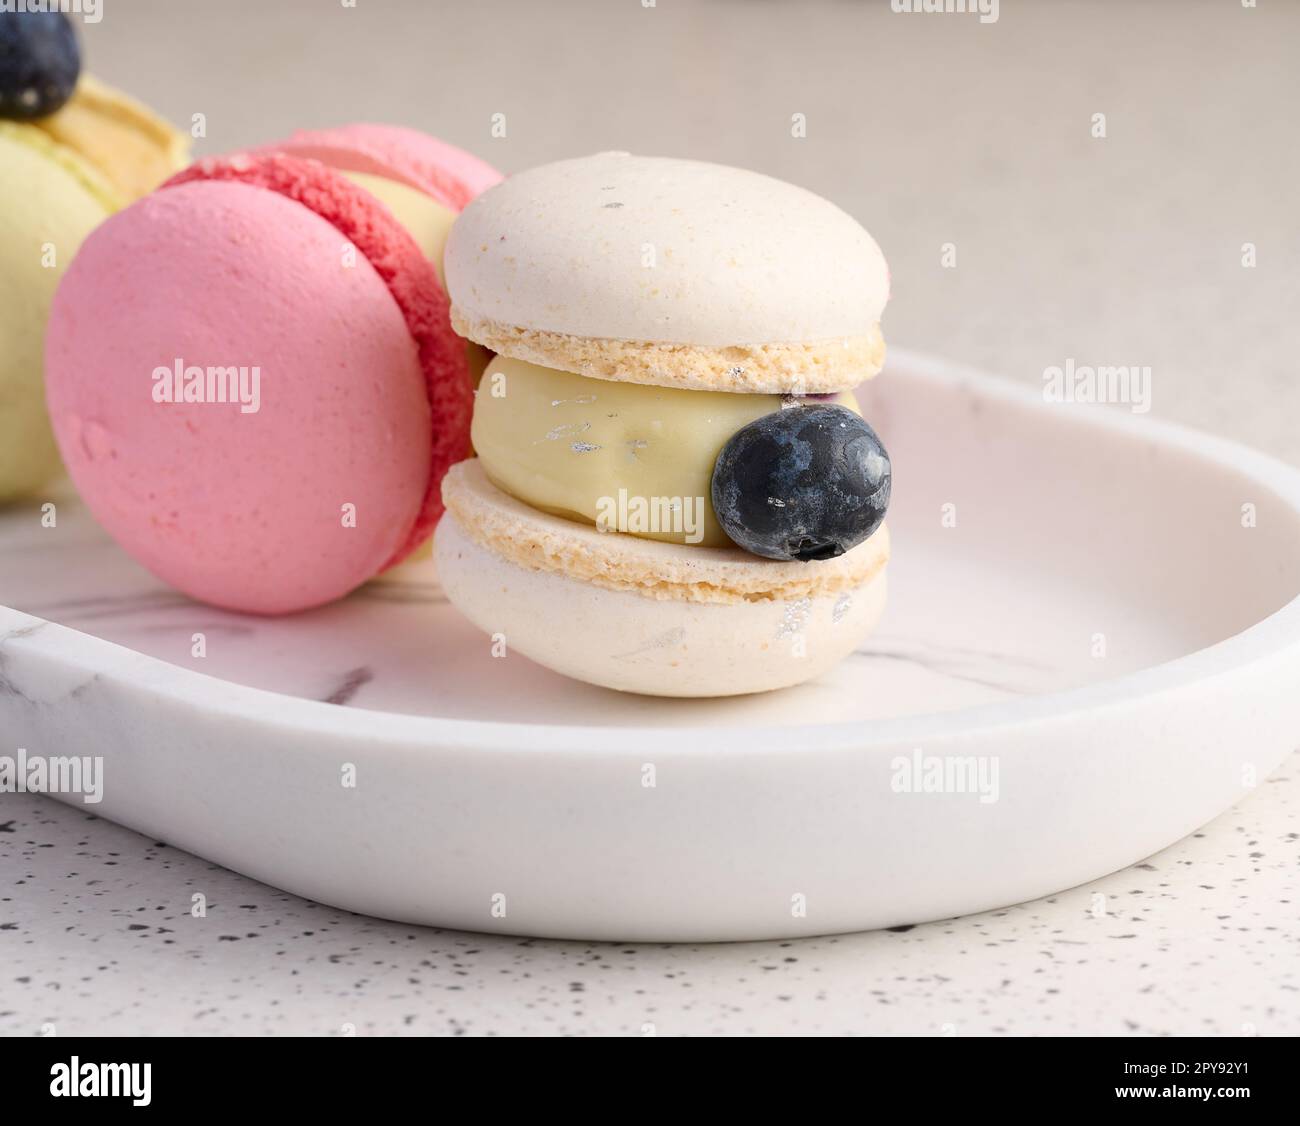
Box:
[3,349,1299,941]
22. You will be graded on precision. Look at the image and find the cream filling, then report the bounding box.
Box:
[472,355,859,548]
[341,169,492,386]
[340,170,455,287]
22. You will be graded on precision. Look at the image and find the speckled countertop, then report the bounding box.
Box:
[2,764,1295,1036]
[4,0,1300,1036]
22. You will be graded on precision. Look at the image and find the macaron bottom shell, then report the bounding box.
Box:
[435,511,887,697]
[435,459,889,698]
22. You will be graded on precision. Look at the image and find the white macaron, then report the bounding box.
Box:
[437,152,893,697]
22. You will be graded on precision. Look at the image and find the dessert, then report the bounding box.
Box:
[436,152,893,697]
[32,73,190,204]
[0,10,189,503]
[45,126,501,614]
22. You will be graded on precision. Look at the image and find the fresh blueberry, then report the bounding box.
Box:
[0,12,80,120]
[711,404,891,561]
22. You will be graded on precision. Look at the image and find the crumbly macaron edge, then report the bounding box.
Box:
[450,309,886,394]
[441,458,889,606]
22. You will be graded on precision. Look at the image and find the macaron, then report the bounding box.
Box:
[45,127,502,614]
[437,152,893,697]
[0,11,190,504]
[33,73,191,204]
[0,121,113,504]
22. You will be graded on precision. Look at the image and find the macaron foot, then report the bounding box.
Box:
[450,311,886,396]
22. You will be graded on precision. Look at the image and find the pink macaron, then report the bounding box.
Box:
[45,126,501,615]
[259,123,502,211]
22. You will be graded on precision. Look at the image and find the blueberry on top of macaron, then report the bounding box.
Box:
[712,404,891,561]
[0,11,80,120]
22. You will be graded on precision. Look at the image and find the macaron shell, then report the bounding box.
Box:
[445,151,890,348]
[0,124,111,504]
[35,74,190,203]
[435,511,889,697]
[166,152,474,564]
[261,123,503,211]
[45,179,433,614]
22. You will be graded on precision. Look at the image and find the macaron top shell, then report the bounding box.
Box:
[263,123,503,212]
[446,151,890,351]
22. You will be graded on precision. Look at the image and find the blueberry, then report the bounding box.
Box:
[0,12,80,120]
[711,404,891,561]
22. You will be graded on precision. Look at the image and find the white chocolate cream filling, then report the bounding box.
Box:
[472,355,859,548]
